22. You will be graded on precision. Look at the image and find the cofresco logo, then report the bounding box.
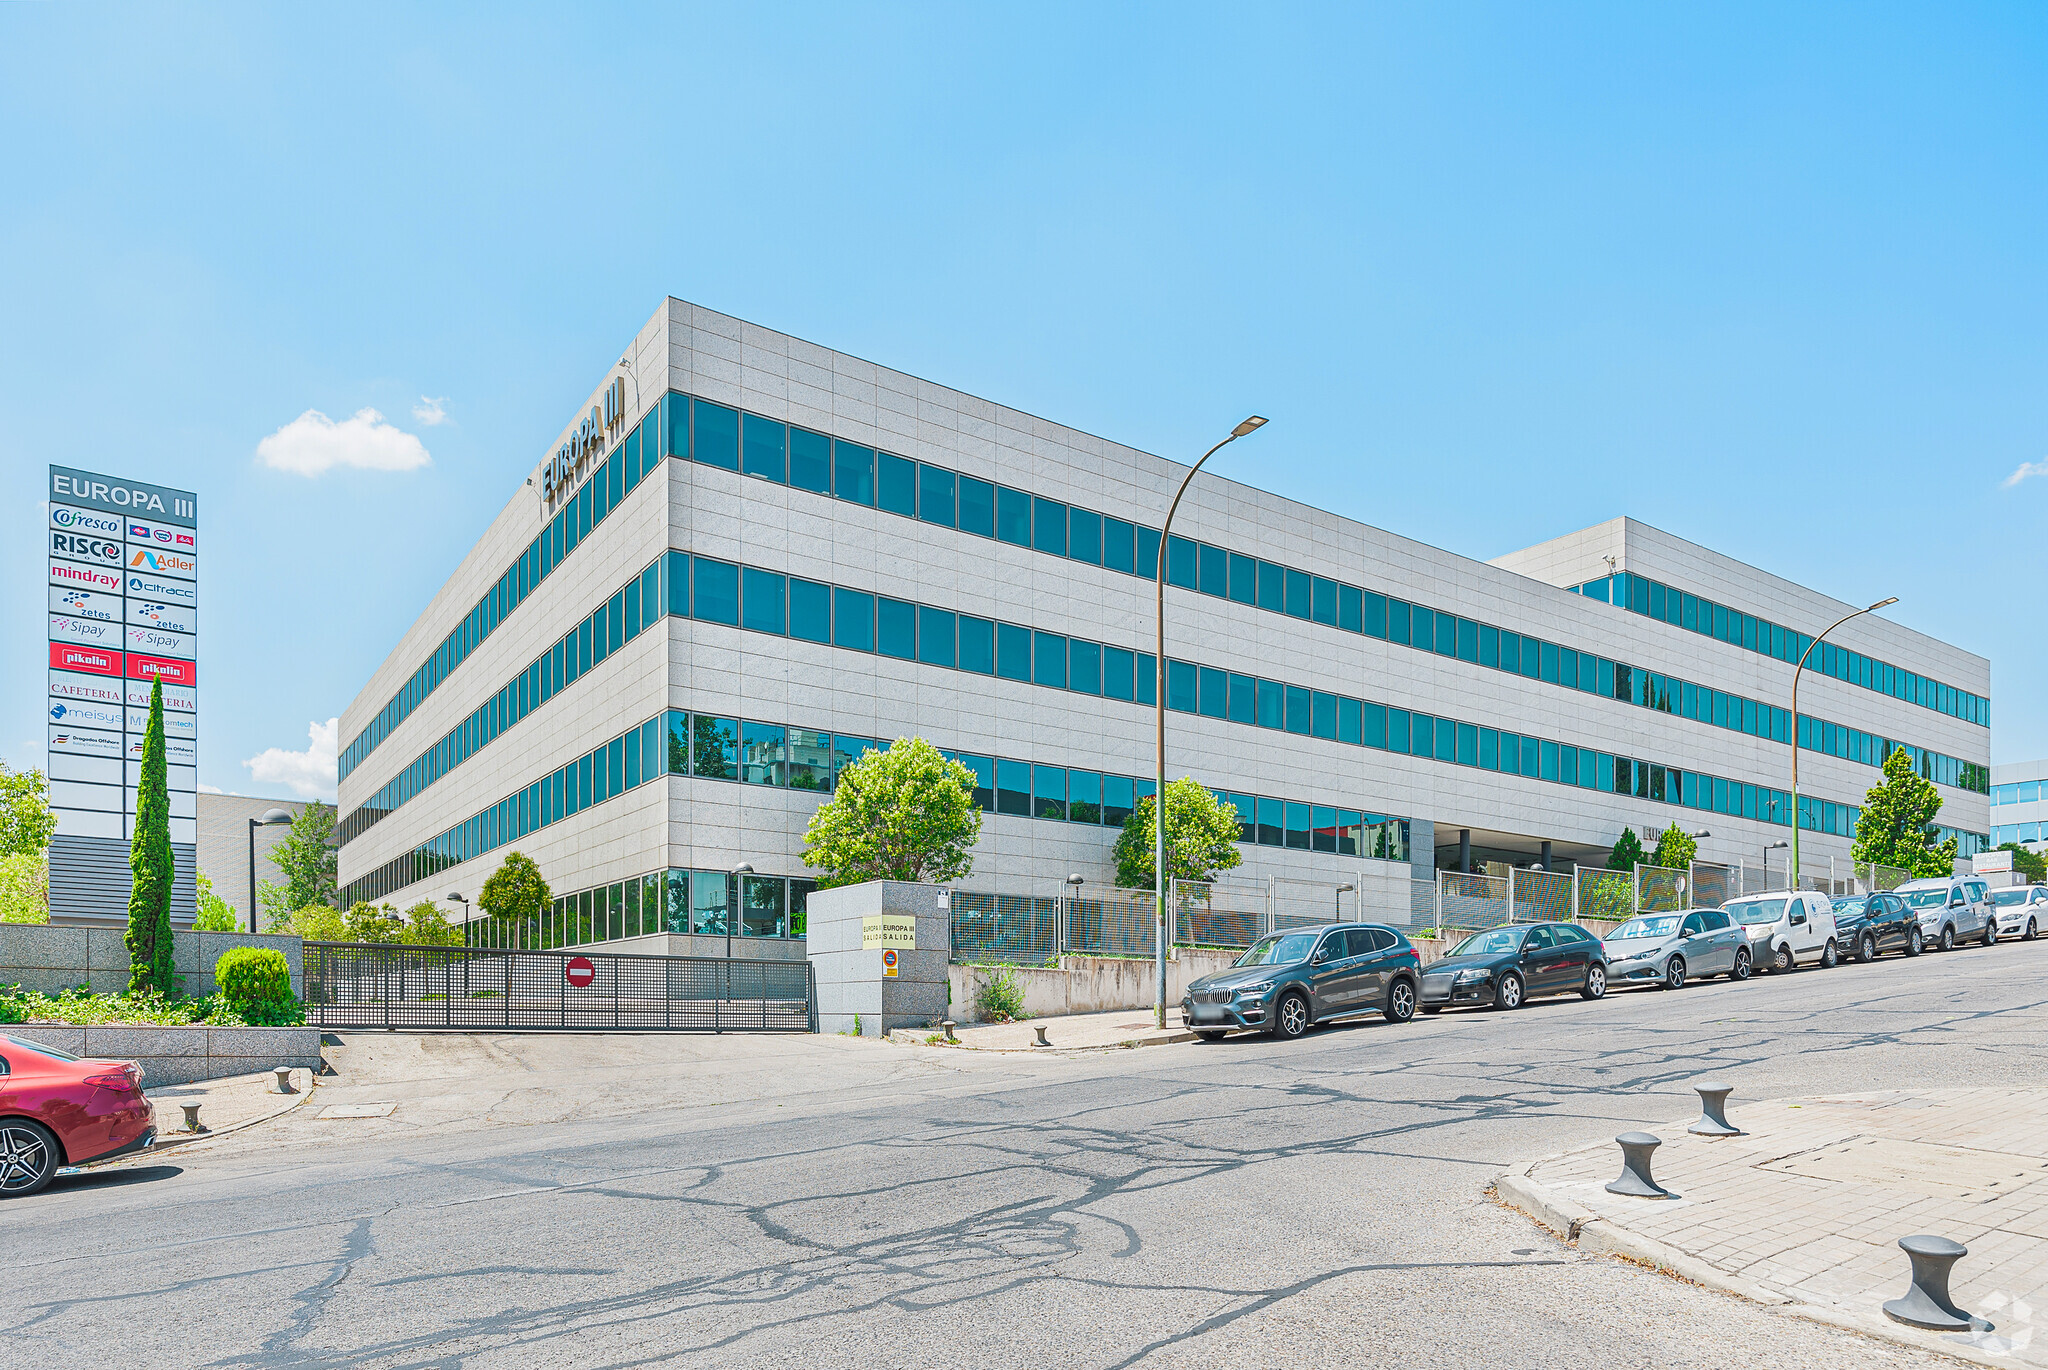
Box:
[52,532,123,564]
[52,507,122,535]
[130,548,196,575]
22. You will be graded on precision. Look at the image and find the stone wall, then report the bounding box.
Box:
[0,925,304,1000]
[5,1024,323,1087]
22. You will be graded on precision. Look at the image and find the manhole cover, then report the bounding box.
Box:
[318,1102,397,1119]
[1760,1137,2048,1201]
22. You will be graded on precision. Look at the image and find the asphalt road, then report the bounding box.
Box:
[13,936,2048,1369]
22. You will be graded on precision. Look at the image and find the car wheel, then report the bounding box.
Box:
[1663,957,1687,990]
[2028,919,2039,942]
[1939,926,1955,953]
[1774,944,1794,974]
[1859,933,1876,964]
[1907,927,1923,956]
[1272,991,1311,1039]
[1731,947,1752,981]
[1581,964,1607,1000]
[1195,1031,1227,1042]
[1821,940,1838,969]
[1494,972,1525,1010]
[0,1120,59,1198]
[1983,920,1998,948]
[1384,978,1417,1024]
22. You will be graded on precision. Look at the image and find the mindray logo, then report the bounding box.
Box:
[53,563,121,590]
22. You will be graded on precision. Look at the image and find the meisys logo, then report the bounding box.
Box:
[50,700,125,730]
[52,531,124,565]
[51,505,123,536]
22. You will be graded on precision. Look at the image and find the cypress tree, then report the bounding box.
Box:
[126,676,176,995]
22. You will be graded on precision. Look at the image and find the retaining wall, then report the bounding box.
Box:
[4,1024,323,1087]
[0,925,303,999]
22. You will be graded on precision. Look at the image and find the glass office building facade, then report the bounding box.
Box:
[335,298,1992,951]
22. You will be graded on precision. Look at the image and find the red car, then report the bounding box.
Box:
[0,1034,157,1196]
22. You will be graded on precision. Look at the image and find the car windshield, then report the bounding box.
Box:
[1833,898,1869,916]
[1725,898,1788,926]
[1235,932,1320,967]
[1991,889,2030,906]
[1900,889,1948,909]
[1610,916,1681,939]
[3,1035,81,1062]
[1450,927,1523,957]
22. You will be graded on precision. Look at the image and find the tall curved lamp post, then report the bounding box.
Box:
[247,807,294,934]
[1790,598,1897,893]
[1153,415,1268,1026]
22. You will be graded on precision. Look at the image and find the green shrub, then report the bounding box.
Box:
[214,947,302,1026]
[0,985,244,1026]
[974,964,1027,1022]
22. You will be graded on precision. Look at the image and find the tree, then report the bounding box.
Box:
[0,852,49,925]
[126,678,177,994]
[1997,842,2047,884]
[1854,745,1958,879]
[1649,824,1697,871]
[257,802,336,926]
[1112,779,1245,889]
[192,870,239,932]
[800,738,981,887]
[343,901,404,943]
[480,851,553,925]
[284,903,346,942]
[399,900,464,946]
[0,760,57,859]
[1606,827,1648,872]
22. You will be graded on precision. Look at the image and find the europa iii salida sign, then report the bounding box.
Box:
[46,465,199,866]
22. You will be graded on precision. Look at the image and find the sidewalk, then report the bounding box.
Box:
[898,1009,1195,1051]
[1498,1087,2048,1366]
[141,1066,319,1147]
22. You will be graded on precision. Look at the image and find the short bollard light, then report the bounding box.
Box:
[181,1103,206,1133]
[1883,1235,1984,1332]
[941,1020,958,1043]
[1605,1132,1674,1198]
[1689,1080,1742,1137]
[273,1067,295,1094]
[1033,1025,1051,1048]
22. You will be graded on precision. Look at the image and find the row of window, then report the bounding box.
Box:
[1797,717,1988,794]
[340,406,661,780]
[1570,571,1988,728]
[463,870,817,949]
[1991,782,2048,807]
[339,555,669,845]
[1993,824,2048,848]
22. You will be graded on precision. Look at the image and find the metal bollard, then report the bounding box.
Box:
[1883,1235,1984,1332]
[273,1067,295,1094]
[181,1103,206,1133]
[1689,1080,1742,1137]
[941,1020,958,1042]
[1033,1025,1051,1048]
[1605,1132,1674,1198]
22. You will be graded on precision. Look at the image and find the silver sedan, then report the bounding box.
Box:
[1601,909,1753,990]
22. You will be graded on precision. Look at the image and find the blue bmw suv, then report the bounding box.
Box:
[1181,923,1422,1040]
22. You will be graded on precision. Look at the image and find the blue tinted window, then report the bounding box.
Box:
[693,557,739,625]
[1457,722,1477,766]
[1257,561,1284,611]
[833,588,874,651]
[996,622,1031,680]
[790,578,830,642]
[1458,618,1478,662]
[1311,577,1337,626]
[918,607,956,667]
[1363,592,1387,638]
[1069,508,1102,564]
[1033,764,1066,820]
[1311,691,1336,739]
[1388,599,1411,645]
[1228,673,1256,725]
[1411,606,1433,653]
[1284,802,1311,850]
[1364,702,1388,748]
[1167,659,1198,712]
[789,427,831,493]
[1033,497,1068,556]
[740,567,785,634]
[1068,769,1102,823]
[1285,684,1311,734]
[695,402,739,471]
[877,453,915,516]
[742,413,785,483]
[1388,708,1410,753]
[1228,553,1257,604]
[959,615,994,674]
[995,486,1030,545]
[663,393,691,459]
[1136,653,1156,706]
[918,464,955,527]
[1166,535,1197,588]
[1034,631,1068,688]
[1199,665,1227,718]
[878,597,916,659]
[958,476,995,537]
[1256,678,1284,728]
[1103,645,1135,700]
[1480,728,1499,769]
[1070,639,1101,694]
[1199,544,1228,597]
[1338,584,1361,632]
[1103,517,1136,573]
[1136,526,1161,581]
[833,441,874,505]
[1337,696,1361,744]
[1284,569,1310,618]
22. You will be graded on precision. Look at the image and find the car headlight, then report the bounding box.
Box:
[1454,968,1491,983]
[1235,982,1273,998]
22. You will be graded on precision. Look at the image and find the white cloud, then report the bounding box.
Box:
[2004,460,2048,489]
[413,395,449,426]
[257,408,431,476]
[243,718,337,802]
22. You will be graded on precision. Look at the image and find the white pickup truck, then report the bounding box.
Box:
[1721,890,1839,972]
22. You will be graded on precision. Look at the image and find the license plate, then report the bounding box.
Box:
[1192,1004,1228,1022]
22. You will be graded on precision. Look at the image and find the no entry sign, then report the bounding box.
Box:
[565,955,596,988]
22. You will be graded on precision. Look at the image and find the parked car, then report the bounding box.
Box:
[1894,876,1996,952]
[1723,891,1839,972]
[1417,921,1608,1013]
[0,1035,156,1197]
[1602,908,1752,989]
[1181,922,1423,1041]
[1831,891,1923,961]
[1986,885,2048,941]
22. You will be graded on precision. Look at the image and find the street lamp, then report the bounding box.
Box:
[447,892,469,946]
[1335,882,1355,922]
[727,862,754,958]
[1764,840,1789,892]
[1066,873,1084,949]
[1153,415,1268,1026]
[246,807,294,934]
[1790,597,1897,897]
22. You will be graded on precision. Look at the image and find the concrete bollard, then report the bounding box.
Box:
[1605,1132,1674,1198]
[1689,1080,1742,1137]
[941,1020,958,1042]
[273,1067,295,1094]
[1883,1235,1984,1332]
[181,1103,206,1133]
[1033,1025,1051,1048]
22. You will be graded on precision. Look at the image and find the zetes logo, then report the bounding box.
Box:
[52,531,123,564]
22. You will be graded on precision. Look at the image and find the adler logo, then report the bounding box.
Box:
[129,547,196,576]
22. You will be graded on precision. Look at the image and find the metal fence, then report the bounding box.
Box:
[304,943,814,1032]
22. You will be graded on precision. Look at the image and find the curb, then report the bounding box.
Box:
[1495,1158,2018,1370]
[890,1028,1198,1052]
[123,1068,321,1161]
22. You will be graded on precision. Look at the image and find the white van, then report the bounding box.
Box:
[1892,877,1996,951]
[1721,890,1839,973]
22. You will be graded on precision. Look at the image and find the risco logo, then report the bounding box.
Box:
[52,531,123,564]
[52,506,122,535]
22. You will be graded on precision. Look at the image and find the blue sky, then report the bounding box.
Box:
[3,3,2044,803]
